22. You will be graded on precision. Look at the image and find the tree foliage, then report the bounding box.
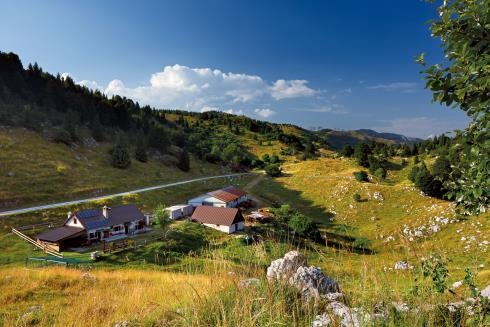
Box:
[418,0,490,214]
[111,141,131,169]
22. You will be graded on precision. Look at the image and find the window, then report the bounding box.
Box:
[114,226,121,232]
[73,218,78,224]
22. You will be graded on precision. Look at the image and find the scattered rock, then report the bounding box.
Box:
[114,321,130,327]
[452,281,463,289]
[6,172,15,177]
[266,251,307,282]
[238,278,260,288]
[82,272,96,282]
[321,292,345,302]
[392,302,410,313]
[481,285,490,300]
[373,192,384,201]
[289,266,340,301]
[394,261,413,270]
[74,155,81,161]
[327,301,360,327]
[312,313,332,326]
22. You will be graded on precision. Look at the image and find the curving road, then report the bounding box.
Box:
[0,173,253,217]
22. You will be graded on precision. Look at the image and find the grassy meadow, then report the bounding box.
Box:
[0,139,488,325]
[0,127,224,210]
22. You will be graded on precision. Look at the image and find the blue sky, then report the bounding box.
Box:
[0,0,469,137]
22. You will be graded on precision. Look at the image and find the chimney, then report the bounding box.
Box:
[102,206,111,218]
[67,211,72,219]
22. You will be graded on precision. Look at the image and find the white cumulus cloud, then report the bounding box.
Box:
[93,64,317,112]
[254,108,276,118]
[270,79,316,100]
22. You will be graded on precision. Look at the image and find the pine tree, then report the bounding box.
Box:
[111,142,131,169]
[134,139,148,163]
[177,149,190,171]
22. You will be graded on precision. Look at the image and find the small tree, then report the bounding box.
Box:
[354,143,371,168]
[262,153,270,163]
[353,171,368,182]
[341,144,354,157]
[288,213,315,237]
[154,203,172,238]
[353,193,361,202]
[374,167,387,180]
[265,163,281,177]
[111,141,131,169]
[270,154,280,164]
[134,139,148,163]
[177,149,190,172]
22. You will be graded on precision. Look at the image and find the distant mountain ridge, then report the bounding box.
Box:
[315,128,422,149]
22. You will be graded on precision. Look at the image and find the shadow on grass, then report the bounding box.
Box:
[251,176,376,254]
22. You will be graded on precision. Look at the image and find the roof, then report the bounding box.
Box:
[222,186,248,197]
[70,204,145,230]
[166,204,192,211]
[191,206,244,226]
[36,226,85,242]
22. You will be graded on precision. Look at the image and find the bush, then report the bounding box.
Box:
[288,213,316,237]
[177,150,190,172]
[341,144,354,157]
[265,163,281,177]
[353,171,368,182]
[353,193,361,202]
[374,167,387,180]
[52,128,72,145]
[111,142,131,169]
[270,154,280,164]
[134,139,148,163]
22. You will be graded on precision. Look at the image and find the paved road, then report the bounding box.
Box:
[0,173,253,217]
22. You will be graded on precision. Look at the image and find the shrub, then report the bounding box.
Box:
[288,213,316,237]
[270,154,280,164]
[353,193,361,202]
[341,144,354,157]
[374,167,387,180]
[177,150,190,172]
[52,127,72,145]
[111,142,131,169]
[265,163,281,177]
[134,139,148,163]
[353,171,368,182]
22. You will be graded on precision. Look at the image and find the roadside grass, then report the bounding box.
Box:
[0,127,224,209]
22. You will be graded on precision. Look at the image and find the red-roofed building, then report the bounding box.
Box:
[191,206,245,233]
[188,186,249,208]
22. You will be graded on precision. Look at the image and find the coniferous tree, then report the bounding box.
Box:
[111,141,131,169]
[134,139,148,163]
[177,149,190,172]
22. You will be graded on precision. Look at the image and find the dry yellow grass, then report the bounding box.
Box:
[0,266,232,327]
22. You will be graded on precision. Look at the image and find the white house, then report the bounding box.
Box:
[165,204,194,220]
[191,206,245,234]
[187,186,249,208]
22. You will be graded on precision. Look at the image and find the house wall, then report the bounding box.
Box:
[203,223,231,233]
[65,216,84,228]
[202,221,244,234]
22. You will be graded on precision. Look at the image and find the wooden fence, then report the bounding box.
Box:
[11,228,63,258]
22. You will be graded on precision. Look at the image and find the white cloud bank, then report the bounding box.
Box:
[70,65,317,114]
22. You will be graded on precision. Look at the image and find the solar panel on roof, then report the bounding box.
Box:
[77,209,99,220]
[85,220,108,230]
